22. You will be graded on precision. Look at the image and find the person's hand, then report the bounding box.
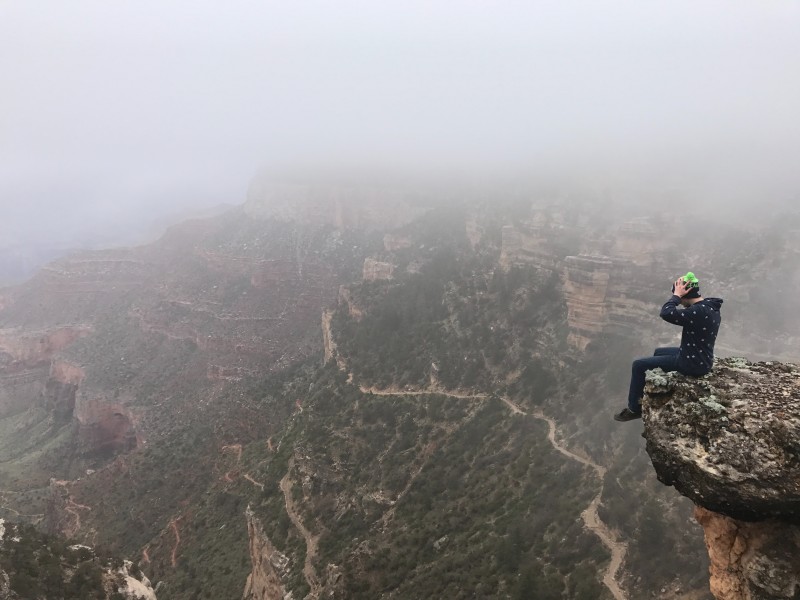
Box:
[673,278,692,298]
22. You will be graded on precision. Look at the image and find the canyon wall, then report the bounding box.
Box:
[74,393,141,457]
[242,507,289,600]
[362,258,395,281]
[0,328,89,419]
[500,208,675,351]
[0,326,91,368]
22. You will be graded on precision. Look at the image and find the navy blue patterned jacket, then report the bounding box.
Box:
[660,295,723,374]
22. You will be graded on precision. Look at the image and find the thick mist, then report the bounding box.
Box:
[2,0,799,263]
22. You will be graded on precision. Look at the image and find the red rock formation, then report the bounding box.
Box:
[338,286,363,321]
[645,359,800,599]
[75,395,141,456]
[44,360,85,425]
[499,223,562,274]
[611,218,661,267]
[0,330,89,419]
[243,507,290,600]
[50,359,86,386]
[562,255,612,351]
[0,326,91,369]
[694,507,800,600]
[362,258,394,281]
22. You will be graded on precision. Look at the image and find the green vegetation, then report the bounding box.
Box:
[334,241,565,397]
[242,365,611,599]
[0,522,124,600]
[0,200,734,598]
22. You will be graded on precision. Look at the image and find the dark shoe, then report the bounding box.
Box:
[614,408,642,422]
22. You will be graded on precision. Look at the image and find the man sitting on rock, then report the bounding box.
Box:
[615,272,723,422]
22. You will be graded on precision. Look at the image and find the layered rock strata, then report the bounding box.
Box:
[242,506,289,600]
[562,255,612,351]
[643,358,800,599]
[362,258,394,281]
[502,212,669,351]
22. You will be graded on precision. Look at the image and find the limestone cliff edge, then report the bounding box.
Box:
[643,357,800,599]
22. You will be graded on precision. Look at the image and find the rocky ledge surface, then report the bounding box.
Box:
[643,357,800,523]
[643,357,800,599]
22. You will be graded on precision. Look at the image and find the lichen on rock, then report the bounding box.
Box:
[643,358,800,523]
[642,357,800,599]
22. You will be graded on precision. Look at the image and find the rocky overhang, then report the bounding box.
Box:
[642,357,800,523]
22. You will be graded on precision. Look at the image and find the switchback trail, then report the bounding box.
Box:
[530,409,627,600]
[358,386,628,600]
[169,517,182,568]
[326,323,627,598]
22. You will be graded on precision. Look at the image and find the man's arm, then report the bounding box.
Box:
[660,295,684,324]
[660,278,692,325]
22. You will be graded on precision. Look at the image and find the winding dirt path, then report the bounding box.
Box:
[221,444,243,462]
[49,481,92,535]
[0,504,44,519]
[530,410,627,600]
[360,385,485,400]
[280,458,321,599]
[325,321,627,598]
[243,474,265,490]
[169,517,182,568]
[353,386,628,600]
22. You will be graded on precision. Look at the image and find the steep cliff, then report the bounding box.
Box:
[643,358,800,599]
[242,507,289,600]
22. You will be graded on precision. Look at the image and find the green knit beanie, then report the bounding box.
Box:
[682,272,701,298]
[683,272,700,288]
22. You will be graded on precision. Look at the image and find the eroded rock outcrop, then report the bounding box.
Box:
[75,394,140,457]
[0,326,91,369]
[562,255,612,351]
[242,506,290,600]
[643,358,800,599]
[362,258,394,281]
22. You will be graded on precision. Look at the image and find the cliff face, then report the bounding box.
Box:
[0,329,89,423]
[562,255,612,351]
[500,207,673,351]
[362,258,395,281]
[643,358,800,599]
[242,507,289,600]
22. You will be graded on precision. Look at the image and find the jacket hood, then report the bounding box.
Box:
[703,297,723,310]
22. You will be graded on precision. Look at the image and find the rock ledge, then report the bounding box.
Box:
[643,357,800,523]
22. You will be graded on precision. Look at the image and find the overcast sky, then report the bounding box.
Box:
[1,1,799,247]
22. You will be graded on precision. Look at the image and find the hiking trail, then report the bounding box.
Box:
[169,517,182,568]
[359,385,628,600]
[326,319,628,598]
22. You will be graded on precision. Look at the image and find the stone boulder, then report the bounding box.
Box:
[643,357,800,523]
[642,357,800,599]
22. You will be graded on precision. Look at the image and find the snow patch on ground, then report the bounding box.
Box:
[121,575,157,600]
